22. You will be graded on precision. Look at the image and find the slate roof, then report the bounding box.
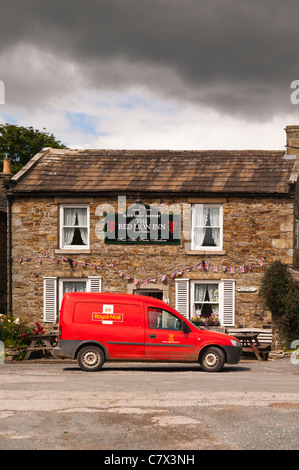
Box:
[10,147,297,196]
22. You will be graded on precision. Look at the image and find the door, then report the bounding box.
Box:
[135,290,163,300]
[145,307,196,360]
[102,302,145,360]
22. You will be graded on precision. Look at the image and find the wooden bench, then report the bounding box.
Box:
[23,334,58,360]
[228,328,272,361]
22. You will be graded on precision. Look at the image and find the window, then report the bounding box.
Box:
[175,278,235,326]
[59,279,87,307]
[148,307,183,331]
[60,205,89,249]
[192,204,222,250]
[193,283,219,317]
[43,276,101,322]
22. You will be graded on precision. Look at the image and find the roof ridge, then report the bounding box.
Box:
[11,147,52,183]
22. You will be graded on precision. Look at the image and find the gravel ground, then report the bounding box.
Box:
[0,357,298,451]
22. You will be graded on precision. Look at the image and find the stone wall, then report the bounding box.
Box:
[0,212,7,312]
[286,125,299,269]
[10,195,294,328]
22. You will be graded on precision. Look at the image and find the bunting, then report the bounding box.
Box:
[16,251,266,283]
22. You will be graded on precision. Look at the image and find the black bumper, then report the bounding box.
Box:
[54,340,80,359]
[222,345,243,364]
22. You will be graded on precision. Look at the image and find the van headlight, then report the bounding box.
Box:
[230,339,241,347]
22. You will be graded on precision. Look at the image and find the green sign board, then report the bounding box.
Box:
[104,204,180,244]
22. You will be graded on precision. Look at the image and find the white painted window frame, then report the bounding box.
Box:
[191,204,223,251]
[59,204,90,250]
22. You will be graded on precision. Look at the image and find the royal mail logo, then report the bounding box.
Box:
[168,334,175,342]
[103,304,114,313]
[92,313,123,322]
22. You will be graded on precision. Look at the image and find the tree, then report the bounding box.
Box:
[260,261,299,342]
[0,123,67,174]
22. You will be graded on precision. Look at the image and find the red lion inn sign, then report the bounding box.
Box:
[104,203,181,244]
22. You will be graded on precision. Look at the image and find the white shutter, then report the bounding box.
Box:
[175,279,190,318]
[43,277,57,322]
[88,276,102,292]
[222,279,235,326]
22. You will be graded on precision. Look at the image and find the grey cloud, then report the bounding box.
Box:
[1,0,299,117]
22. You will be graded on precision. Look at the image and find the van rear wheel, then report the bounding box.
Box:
[77,346,105,372]
[200,347,225,372]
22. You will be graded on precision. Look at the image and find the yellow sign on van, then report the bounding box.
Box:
[92,313,123,322]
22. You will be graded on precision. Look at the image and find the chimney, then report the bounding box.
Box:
[285,125,299,159]
[2,157,11,175]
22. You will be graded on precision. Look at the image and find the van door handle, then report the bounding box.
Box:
[149,334,156,338]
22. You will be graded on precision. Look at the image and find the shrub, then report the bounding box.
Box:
[0,314,45,349]
[260,261,299,341]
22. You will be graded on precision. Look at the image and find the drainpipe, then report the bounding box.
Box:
[1,158,13,314]
[7,195,12,313]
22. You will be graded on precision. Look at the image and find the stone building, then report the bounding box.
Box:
[6,126,299,330]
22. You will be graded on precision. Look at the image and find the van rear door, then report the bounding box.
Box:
[145,307,196,360]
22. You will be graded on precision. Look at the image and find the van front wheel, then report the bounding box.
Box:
[200,347,225,372]
[77,346,105,372]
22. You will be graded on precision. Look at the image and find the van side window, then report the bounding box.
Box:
[148,308,183,330]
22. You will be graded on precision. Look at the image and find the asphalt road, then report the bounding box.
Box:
[0,358,298,451]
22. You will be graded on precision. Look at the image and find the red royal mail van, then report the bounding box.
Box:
[54,292,242,372]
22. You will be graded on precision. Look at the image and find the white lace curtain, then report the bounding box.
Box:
[194,206,209,247]
[194,206,220,248]
[63,281,87,295]
[63,208,88,245]
[194,284,219,314]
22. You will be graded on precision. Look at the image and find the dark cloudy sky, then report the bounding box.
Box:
[1,0,299,149]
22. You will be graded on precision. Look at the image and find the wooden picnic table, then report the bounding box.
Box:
[24,334,58,360]
[232,332,265,361]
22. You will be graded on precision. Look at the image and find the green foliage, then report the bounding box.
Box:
[0,313,45,348]
[260,261,299,341]
[0,123,67,174]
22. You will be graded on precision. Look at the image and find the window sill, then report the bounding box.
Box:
[185,250,226,255]
[55,248,92,255]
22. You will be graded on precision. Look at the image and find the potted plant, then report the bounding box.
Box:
[190,313,206,327]
[191,312,225,332]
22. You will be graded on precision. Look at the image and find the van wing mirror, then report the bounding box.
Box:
[183,322,192,333]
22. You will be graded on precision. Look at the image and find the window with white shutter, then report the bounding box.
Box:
[45,276,102,323]
[175,279,190,318]
[43,277,57,323]
[88,276,102,292]
[190,279,235,326]
[221,279,235,326]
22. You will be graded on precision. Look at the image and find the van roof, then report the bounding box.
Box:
[63,291,168,307]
